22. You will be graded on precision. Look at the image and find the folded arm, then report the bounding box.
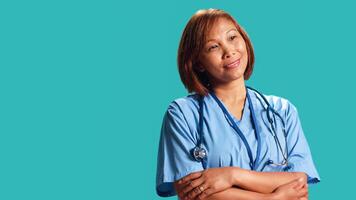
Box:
[196,186,273,200]
[175,167,308,200]
[231,167,307,194]
[198,179,308,200]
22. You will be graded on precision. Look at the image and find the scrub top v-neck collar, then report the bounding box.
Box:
[208,91,250,124]
[209,88,262,170]
[234,95,249,125]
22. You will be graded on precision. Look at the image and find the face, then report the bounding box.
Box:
[198,18,248,86]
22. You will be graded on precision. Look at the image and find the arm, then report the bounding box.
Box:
[174,167,308,200]
[156,103,205,197]
[174,181,273,200]
[205,180,308,200]
[175,175,308,200]
[232,167,307,194]
[177,167,307,197]
[202,187,274,200]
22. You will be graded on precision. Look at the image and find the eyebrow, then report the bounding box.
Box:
[205,28,238,43]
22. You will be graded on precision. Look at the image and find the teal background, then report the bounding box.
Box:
[0,0,355,199]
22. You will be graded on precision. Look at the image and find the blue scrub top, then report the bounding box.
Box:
[156,88,320,197]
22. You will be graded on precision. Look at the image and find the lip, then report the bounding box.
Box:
[224,59,240,68]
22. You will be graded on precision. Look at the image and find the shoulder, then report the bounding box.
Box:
[166,94,200,117]
[161,94,201,136]
[266,95,297,113]
[249,89,299,119]
[161,94,201,133]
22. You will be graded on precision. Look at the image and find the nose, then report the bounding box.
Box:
[222,45,236,60]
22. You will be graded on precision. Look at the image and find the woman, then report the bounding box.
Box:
[156,9,320,200]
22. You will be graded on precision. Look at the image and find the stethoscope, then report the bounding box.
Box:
[191,86,289,171]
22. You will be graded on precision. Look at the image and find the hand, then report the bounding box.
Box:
[176,167,235,200]
[273,177,308,200]
[174,171,202,200]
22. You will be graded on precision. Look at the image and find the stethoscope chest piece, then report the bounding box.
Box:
[191,146,207,162]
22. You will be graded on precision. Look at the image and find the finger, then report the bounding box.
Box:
[186,186,203,200]
[302,183,309,193]
[179,171,203,185]
[177,193,184,200]
[182,178,205,195]
[294,178,305,189]
[177,190,188,200]
[176,172,203,193]
[197,188,213,200]
[186,183,209,200]
[284,178,300,189]
[304,186,309,199]
[174,183,186,197]
[175,181,190,194]
[297,187,308,197]
[175,181,186,192]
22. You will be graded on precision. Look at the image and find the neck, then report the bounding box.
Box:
[212,78,247,105]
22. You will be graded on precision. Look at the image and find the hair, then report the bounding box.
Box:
[177,9,255,96]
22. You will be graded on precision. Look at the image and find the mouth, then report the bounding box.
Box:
[224,59,240,69]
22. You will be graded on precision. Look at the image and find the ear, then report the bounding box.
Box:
[198,65,205,72]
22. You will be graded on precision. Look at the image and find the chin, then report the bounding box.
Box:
[231,70,245,79]
[224,74,245,83]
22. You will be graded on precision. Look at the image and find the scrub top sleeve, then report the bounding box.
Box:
[156,102,204,197]
[285,102,321,184]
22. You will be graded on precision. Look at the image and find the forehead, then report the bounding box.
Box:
[205,18,237,38]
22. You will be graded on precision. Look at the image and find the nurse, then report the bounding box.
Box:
[156,9,320,200]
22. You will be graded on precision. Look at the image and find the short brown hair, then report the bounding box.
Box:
[177,9,255,96]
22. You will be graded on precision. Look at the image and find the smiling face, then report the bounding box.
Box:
[198,17,248,87]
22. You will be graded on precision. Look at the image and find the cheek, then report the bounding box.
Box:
[237,42,248,53]
[202,54,222,68]
[239,44,249,63]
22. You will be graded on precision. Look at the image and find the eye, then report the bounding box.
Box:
[208,45,218,51]
[230,35,237,40]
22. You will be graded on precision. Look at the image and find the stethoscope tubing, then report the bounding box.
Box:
[193,86,289,170]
